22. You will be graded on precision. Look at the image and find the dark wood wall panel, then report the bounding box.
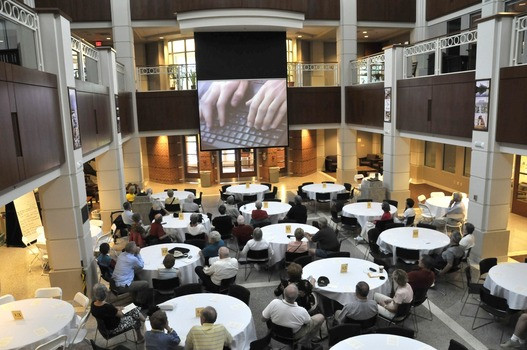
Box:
[118,92,134,137]
[397,72,474,138]
[345,83,384,127]
[0,81,21,190]
[287,87,341,125]
[497,65,527,145]
[130,0,339,21]
[136,90,200,132]
[426,0,480,21]
[357,0,415,23]
[76,91,98,153]
[35,0,111,22]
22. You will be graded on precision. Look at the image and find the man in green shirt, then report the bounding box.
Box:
[185,306,233,350]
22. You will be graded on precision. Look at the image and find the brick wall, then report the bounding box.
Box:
[289,130,317,176]
[146,136,183,184]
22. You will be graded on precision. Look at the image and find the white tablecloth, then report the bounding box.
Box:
[425,196,469,218]
[0,298,75,350]
[239,202,291,225]
[37,225,102,247]
[483,263,527,310]
[261,224,317,265]
[342,202,398,238]
[331,334,436,350]
[152,191,195,203]
[302,183,346,200]
[378,227,450,264]
[139,243,202,287]
[225,184,269,202]
[152,294,257,350]
[302,258,390,305]
[160,213,211,242]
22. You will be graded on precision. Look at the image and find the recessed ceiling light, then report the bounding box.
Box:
[106,37,111,40]
[297,35,302,38]
[362,31,368,34]
[519,2,526,5]
[159,36,164,39]
[364,35,369,38]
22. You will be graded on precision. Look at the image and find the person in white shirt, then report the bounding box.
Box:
[239,227,273,265]
[186,213,206,240]
[433,192,466,230]
[459,222,476,251]
[122,201,134,226]
[395,198,416,226]
[194,247,238,292]
[262,284,324,345]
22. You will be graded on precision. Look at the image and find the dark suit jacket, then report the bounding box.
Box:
[212,215,234,237]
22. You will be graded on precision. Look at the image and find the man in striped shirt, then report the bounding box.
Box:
[185,306,232,350]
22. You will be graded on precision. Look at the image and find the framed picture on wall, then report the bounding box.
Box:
[384,87,392,122]
[474,79,490,131]
[68,87,82,149]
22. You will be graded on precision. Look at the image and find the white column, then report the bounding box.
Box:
[37,12,94,299]
[468,9,514,262]
[316,129,326,171]
[383,47,410,210]
[411,0,427,43]
[336,0,358,183]
[111,0,143,185]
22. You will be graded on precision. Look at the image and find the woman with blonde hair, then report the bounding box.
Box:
[374,269,413,319]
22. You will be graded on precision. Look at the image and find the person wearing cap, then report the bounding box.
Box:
[334,281,377,325]
[430,230,465,276]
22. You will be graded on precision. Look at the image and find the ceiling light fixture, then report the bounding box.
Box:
[106,37,111,40]
[297,35,302,38]
[362,31,368,34]
[364,35,369,38]
[159,36,164,39]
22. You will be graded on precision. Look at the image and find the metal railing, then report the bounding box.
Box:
[350,53,385,84]
[136,62,339,91]
[512,14,527,66]
[403,29,478,78]
[71,36,99,83]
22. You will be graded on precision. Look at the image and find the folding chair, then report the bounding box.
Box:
[241,249,271,281]
[35,335,67,350]
[35,287,62,299]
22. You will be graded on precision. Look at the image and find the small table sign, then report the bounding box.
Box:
[161,247,168,256]
[263,202,269,208]
[11,310,23,320]
[195,307,204,318]
[412,229,419,238]
[340,263,348,273]
[285,225,291,234]
[246,183,250,188]
[322,183,327,188]
[178,213,184,220]
[367,202,372,208]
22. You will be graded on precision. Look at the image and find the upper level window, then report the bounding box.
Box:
[443,145,457,173]
[463,147,471,177]
[167,39,196,90]
[286,39,293,63]
[0,18,38,69]
[424,142,436,168]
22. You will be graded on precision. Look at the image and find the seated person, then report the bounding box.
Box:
[91,283,145,342]
[430,230,465,276]
[334,281,378,325]
[232,215,253,247]
[274,262,315,312]
[263,284,324,346]
[395,198,416,226]
[250,201,270,226]
[407,255,435,291]
[501,311,527,348]
[149,200,169,223]
[158,253,181,280]
[200,231,225,262]
[460,222,476,251]
[147,214,172,245]
[305,217,339,257]
[182,194,200,213]
[239,227,273,264]
[186,213,206,240]
[283,195,307,224]
[112,242,150,306]
[186,306,233,350]
[97,242,115,280]
[126,185,136,203]
[212,205,233,238]
[164,189,180,212]
[374,269,413,319]
[145,310,180,350]
[433,192,466,230]
[129,213,147,248]
[224,196,240,224]
[113,201,133,238]
[195,247,238,292]
[121,201,134,226]
[376,201,393,223]
[287,227,308,254]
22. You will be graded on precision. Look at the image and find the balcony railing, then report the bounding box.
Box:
[71,36,99,83]
[512,14,527,66]
[403,29,478,78]
[350,53,385,85]
[136,62,339,91]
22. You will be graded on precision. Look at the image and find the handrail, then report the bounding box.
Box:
[512,14,527,65]
[350,52,385,84]
[0,0,38,31]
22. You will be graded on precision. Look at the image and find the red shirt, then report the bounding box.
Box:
[251,209,269,221]
[149,222,166,238]
[380,212,392,221]
[232,224,254,246]
[408,268,435,290]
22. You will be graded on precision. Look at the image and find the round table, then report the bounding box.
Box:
[139,243,202,287]
[239,202,291,225]
[151,294,257,350]
[261,223,317,265]
[425,196,469,218]
[342,202,398,238]
[160,213,211,242]
[225,184,269,202]
[152,191,195,203]
[37,225,102,247]
[483,263,527,310]
[301,183,346,200]
[302,258,389,305]
[0,298,75,350]
[378,227,450,265]
[330,334,436,350]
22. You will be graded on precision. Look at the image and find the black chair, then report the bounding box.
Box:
[385,199,398,208]
[344,314,378,332]
[152,277,180,305]
[378,302,412,327]
[460,266,483,316]
[193,192,203,207]
[243,194,257,203]
[376,326,415,338]
[375,219,395,233]
[265,198,281,202]
[366,228,392,263]
[261,182,272,191]
[410,287,432,332]
[322,181,335,184]
[395,247,420,264]
[330,210,341,229]
[384,222,404,231]
[221,184,231,193]
[327,251,351,258]
[220,190,231,202]
[266,320,297,349]
[343,182,352,192]
[302,182,314,186]
[336,192,351,203]
[294,255,313,267]
[164,188,178,192]
[97,262,112,283]
[340,216,361,238]
[328,324,361,347]
[174,283,202,297]
[184,188,197,195]
[478,257,497,281]
[94,316,137,348]
[416,223,437,230]
[312,220,320,229]
[357,199,373,203]
[406,215,416,227]
[165,203,180,213]
[285,251,308,265]
[241,249,271,281]
[472,287,514,343]
[263,192,276,200]
[448,339,469,350]
[184,239,206,250]
[315,192,331,212]
[228,284,250,306]
[249,332,272,350]
[219,276,237,294]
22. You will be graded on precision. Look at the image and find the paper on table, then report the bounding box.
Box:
[122,303,137,314]
[159,303,175,311]
[34,327,48,336]
[0,337,13,347]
